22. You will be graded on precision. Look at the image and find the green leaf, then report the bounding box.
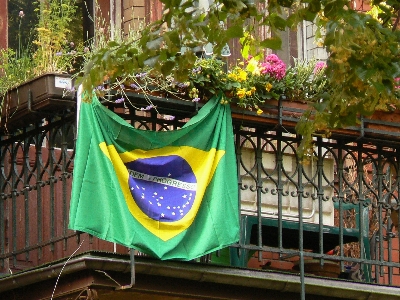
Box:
[277,0,294,8]
[241,43,250,59]
[107,41,120,48]
[260,37,282,50]
[312,99,329,113]
[371,81,385,93]
[226,25,244,39]
[161,60,176,77]
[269,14,287,31]
[324,2,339,19]
[147,37,164,50]
[298,8,317,22]
[308,0,321,13]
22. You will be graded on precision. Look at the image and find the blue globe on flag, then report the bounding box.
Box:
[126,155,197,222]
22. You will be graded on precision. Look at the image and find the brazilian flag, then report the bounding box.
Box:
[69,93,239,260]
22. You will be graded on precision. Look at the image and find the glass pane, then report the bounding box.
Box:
[7,1,38,52]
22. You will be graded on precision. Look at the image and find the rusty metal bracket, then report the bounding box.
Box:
[115,248,135,290]
[74,288,99,300]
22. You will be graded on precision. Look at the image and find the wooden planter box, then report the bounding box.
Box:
[231,99,400,143]
[106,90,400,144]
[1,73,76,131]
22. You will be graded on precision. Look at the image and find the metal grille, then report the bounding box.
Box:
[1,101,399,291]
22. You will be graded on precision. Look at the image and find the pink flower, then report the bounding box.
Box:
[260,54,286,80]
[314,61,327,74]
[395,78,400,89]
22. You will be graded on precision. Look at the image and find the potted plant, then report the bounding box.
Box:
[0,0,83,131]
[88,48,331,122]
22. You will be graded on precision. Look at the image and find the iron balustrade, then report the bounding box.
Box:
[0,96,400,291]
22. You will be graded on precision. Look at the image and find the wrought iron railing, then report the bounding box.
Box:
[1,94,400,291]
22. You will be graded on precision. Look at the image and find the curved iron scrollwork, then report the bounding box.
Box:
[1,104,400,286]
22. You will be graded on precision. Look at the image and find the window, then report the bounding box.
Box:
[7,0,93,52]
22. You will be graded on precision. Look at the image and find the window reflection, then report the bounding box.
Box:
[7,0,91,53]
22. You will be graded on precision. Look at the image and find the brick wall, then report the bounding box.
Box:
[123,0,145,33]
[0,0,7,49]
[123,0,162,33]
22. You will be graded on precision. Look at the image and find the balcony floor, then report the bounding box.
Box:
[0,251,399,300]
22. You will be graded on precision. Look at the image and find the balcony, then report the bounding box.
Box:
[1,92,400,299]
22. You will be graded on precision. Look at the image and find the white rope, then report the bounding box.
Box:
[51,239,85,300]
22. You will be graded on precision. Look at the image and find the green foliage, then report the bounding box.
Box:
[284,59,328,101]
[295,4,400,157]
[79,10,147,100]
[96,54,328,121]
[0,48,34,96]
[79,0,400,157]
[188,58,228,100]
[1,0,84,91]
[0,0,87,125]
[33,0,81,75]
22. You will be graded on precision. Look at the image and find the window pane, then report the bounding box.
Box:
[8,0,38,52]
[7,0,89,53]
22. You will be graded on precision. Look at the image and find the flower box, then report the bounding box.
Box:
[1,73,76,131]
[362,109,400,140]
[230,98,400,144]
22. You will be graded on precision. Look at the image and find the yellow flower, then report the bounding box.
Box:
[246,57,261,76]
[265,82,273,92]
[256,108,263,115]
[238,70,247,81]
[228,73,238,81]
[236,88,247,99]
[246,86,256,96]
[189,87,199,98]
[220,98,229,105]
[36,27,51,33]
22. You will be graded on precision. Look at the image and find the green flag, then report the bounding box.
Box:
[69,93,239,260]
